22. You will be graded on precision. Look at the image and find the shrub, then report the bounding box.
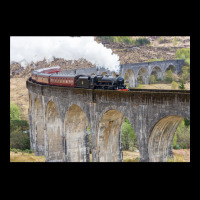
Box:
[10,102,30,151]
[173,133,177,147]
[23,149,33,154]
[171,81,178,90]
[10,130,30,150]
[175,48,190,66]
[148,58,163,62]
[121,118,138,150]
[10,102,20,121]
[175,120,190,149]
[164,70,173,83]
[150,75,156,84]
[168,38,172,43]
[135,38,150,46]
[179,79,185,90]
[185,58,190,66]
[158,37,165,44]
[173,144,181,149]
[173,36,178,46]
[13,149,19,153]
[181,66,190,82]
[184,118,190,127]
[96,36,136,45]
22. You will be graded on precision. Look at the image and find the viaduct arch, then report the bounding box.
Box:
[27,79,190,162]
[65,60,185,88]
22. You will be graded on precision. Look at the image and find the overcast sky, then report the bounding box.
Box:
[10,36,120,72]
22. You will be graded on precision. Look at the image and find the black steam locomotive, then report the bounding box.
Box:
[76,74,128,91]
[31,67,128,91]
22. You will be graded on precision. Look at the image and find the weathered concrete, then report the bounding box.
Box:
[27,79,190,162]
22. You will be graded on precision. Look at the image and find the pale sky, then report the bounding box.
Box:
[10,36,120,72]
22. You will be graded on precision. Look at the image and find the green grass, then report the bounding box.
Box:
[167,154,185,162]
[136,84,143,89]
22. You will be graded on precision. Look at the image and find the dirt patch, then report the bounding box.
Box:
[172,149,190,162]
[123,151,140,162]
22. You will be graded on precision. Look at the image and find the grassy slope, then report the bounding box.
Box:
[10,151,45,162]
[10,78,29,121]
[10,149,190,162]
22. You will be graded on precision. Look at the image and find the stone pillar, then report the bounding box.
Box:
[133,106,149,162]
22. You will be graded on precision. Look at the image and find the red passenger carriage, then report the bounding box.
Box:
[49,75,77,87]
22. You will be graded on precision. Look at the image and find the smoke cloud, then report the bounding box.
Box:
[10,36,120,72]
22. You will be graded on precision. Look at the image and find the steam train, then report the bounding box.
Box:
[31,66,128,91]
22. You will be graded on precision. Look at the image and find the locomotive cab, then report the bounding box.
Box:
[116,77,125,89]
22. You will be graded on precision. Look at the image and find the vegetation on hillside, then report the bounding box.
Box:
[173,119,190,149]
[96,36,151,46]
[175,48,190,84]
[10,102,30,150]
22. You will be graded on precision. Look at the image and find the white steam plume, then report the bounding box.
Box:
[10,36,120,72]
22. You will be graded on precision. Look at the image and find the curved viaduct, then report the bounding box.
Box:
[64,59,185,88]
[27,79,190,162]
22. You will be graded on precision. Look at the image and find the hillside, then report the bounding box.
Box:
[10,36,190,78]
[96,36,190,64]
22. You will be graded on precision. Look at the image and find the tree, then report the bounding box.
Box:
[179,79,185,90]
[181,66,190,82]
[175,120,190,149]
[173,133,177,148]
[171,81,178,90]
[10,102,30,150]
[175,48,190,66]
[10,102,20,121]
[121,118,138,151]
[150,75,156,84]
[164,70,173,83]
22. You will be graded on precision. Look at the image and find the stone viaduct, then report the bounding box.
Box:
[62,59,185,88]
[27,78,190,162]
